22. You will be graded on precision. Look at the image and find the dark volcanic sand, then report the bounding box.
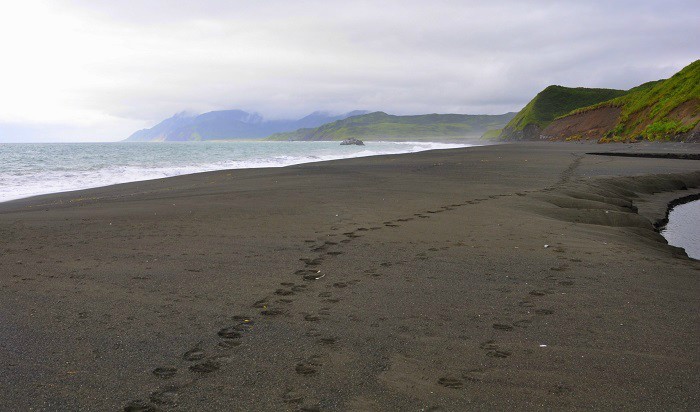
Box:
[0,142,699,411]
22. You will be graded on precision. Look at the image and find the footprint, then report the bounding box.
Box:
[513,319,532,328]
[182,348,205,362]
[149,387,179,406]
[274,289,294,296]
[493,323,513,331]
[462,368,487,382]
[534,309,554,315]
[302,271,325,281]
[260,308,285,316]
[327,251,343,256]
[282,390,304,404]
[300,257,324,266]
[218,340,242,349]
[123,400,158,412]
[479,340,498,351]
[319,337,337,345]
[295,362,318,375]
[152,367,177,379]
[486,350,512,358]
[217,326,242,339]
[189,359,220,374]
[437,377,463,389]
[529,290,547,296]
[333,282,348,288]
[479,340,512,358]
[304,314,321,322]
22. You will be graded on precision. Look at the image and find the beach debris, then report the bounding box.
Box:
[302,270,324,281]
[539,344,548,348]
[544,244,549,248]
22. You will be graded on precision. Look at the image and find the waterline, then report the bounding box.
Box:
[0,141,475,203]
[661,198,700,259]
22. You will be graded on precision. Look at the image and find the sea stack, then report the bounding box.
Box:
[340,137,364,145]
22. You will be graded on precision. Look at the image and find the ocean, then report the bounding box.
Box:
[0,141,472,203]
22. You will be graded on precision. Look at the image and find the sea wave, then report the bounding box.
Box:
[0,141,474,202]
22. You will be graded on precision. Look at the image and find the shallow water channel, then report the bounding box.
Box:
[661,198,700,260]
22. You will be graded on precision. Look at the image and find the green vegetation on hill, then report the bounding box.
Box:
[569,60,700,141]
[500,86,627,140]
[480,128,503,140]
[267,112,516,141]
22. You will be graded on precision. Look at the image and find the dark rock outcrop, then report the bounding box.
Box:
[340,138,365,146]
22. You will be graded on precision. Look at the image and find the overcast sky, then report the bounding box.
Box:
[0,0,698,142]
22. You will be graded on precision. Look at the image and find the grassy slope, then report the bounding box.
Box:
[503,86,627,133]
[267,112,515,141]
[568,60,700,141]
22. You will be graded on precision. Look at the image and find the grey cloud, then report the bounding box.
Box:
[1,0,698,141]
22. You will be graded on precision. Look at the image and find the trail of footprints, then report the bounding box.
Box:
[124,190,563,411]
[436,253,577,392]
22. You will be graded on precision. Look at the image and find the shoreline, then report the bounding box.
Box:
[0,140,477,205]
[1,142,699,410]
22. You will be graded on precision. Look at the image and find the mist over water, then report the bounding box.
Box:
[661,199,700,260]
[0,141,472,202]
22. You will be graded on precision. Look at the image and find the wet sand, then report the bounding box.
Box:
[0,142,699,411]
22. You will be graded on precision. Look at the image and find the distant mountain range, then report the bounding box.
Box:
[267,112,516,141]
[499,59,699,142]
[125,110,369,141]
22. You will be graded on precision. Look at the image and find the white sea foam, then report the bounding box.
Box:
[0,141,475,202]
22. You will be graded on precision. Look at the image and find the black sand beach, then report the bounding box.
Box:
[1,142,699,411]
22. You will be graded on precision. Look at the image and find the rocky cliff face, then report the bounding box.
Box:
[500,60,699,142]
[541,107,621,141]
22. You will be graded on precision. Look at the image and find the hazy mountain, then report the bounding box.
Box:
[125,110,369,141]
[267,112,516,141]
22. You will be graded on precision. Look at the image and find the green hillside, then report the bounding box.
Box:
[267,112,516,141]
[568,59,700,141]
[499,86,627,140]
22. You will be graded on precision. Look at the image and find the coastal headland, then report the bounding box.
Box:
[0,142,698,410]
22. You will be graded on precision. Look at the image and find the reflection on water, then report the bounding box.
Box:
[661,199,700,259]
